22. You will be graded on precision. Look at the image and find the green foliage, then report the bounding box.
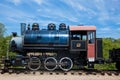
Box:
[0,38,7,57]
[95,63,116,70]
[0,36,14,58]
[0,23,6,38]
[95,38,120,70]
[0,23,16,58]
[103,38,120,59]
[9,52,16,57]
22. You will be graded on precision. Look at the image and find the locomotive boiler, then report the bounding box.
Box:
[1,23,120,71]
[11,23,69,53]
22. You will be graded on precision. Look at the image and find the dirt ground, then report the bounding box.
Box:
[0,72,120,80]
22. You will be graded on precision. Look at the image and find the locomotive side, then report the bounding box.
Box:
[1,23,104,71]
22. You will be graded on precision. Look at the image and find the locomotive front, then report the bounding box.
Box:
[9,23,73,71]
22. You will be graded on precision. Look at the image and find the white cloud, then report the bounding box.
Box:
[0,3,36,24]
[36,7,79,22]
[117,28,120,30]
[94,0,110,22]
[99,27,111,31]
[33,0,43,5]
[117,22,120,25]
[8,0,22,5]
[7,0,43,5]
[61,0,97,16]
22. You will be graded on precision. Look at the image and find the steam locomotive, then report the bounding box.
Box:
[1,23,120,71]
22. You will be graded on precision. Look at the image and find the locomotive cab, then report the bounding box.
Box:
[69,26,103,68]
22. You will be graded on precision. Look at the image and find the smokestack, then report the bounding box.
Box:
[21,23,26,35]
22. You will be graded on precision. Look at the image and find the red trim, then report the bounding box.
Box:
[70,26,96,31]
[87,44,95,58]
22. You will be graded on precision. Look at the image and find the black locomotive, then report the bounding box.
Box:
[1,23,120,71]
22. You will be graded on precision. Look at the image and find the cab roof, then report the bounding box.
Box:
[69,26,96,31]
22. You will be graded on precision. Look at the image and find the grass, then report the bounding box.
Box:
[95,63,117,70]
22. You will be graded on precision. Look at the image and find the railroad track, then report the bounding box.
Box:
[0,69,120,76]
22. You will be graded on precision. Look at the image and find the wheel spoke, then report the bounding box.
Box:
[44,57,58,71]
[59,57,73,71]
[28,57,41,71]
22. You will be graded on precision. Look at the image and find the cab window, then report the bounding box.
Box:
[71,31,87,40]
[88,31,95,44]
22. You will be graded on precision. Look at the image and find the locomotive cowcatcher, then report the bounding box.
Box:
[0,23,109,71]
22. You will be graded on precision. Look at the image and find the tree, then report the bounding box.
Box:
[0,23,6,38]
[0,23,9,58]
[95,38,120,70]
[0,35,16,58]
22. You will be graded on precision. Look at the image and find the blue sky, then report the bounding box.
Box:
[0,0,120,38]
